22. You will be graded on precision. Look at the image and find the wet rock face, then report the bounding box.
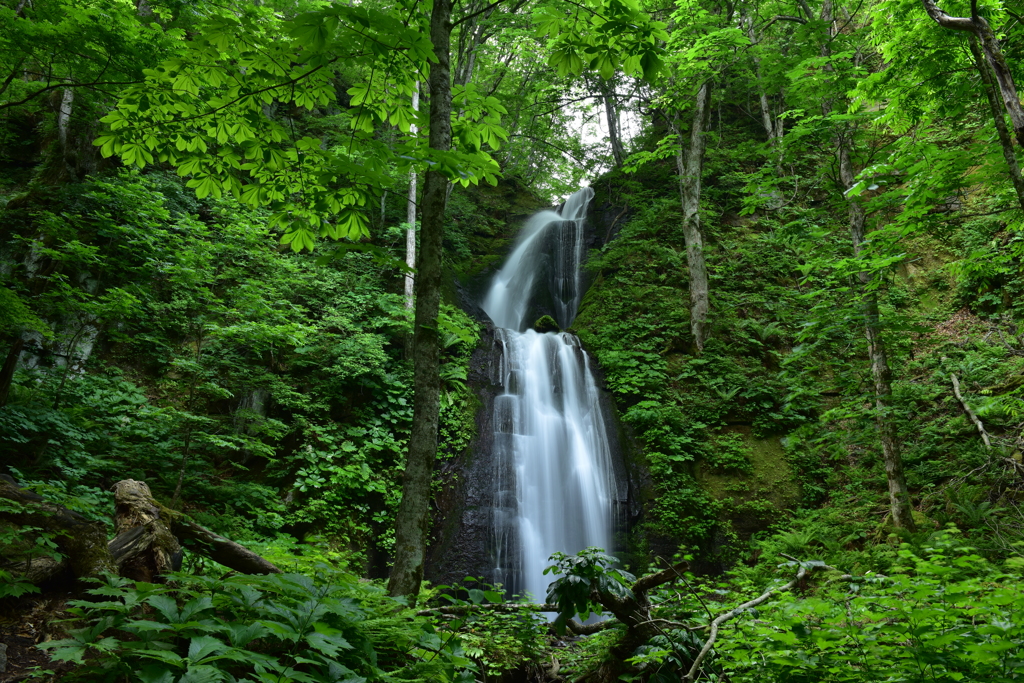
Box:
[427,189,641,592]
[532,315,559,333]
[424,322,637,593]
[458,198,616,330]
[424,324,504,588]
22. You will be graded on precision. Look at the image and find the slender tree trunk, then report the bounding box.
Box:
[461,46,478,89]
[172,337,203,509]
[171,426,194,509]
[57,87,73,152]
[601,81,624,167]
[405,83,420,310]
[388,0,452,604]
[976,28,1024,147]
[0,338,24,407]
[838,136,917,532]
[968,34,1024,212]
[674,82,712,351]
[921,0,1024,146]
[744,18,784,152]
[55,86,75,179]
[52,323,87,410]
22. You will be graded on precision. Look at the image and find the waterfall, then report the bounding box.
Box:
[481,187,621,602]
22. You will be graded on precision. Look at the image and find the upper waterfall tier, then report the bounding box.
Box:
[481,186,595,331]
[479,185,622,601]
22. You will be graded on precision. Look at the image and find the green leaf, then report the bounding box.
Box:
[136,665,177,683]
[146,595,180,622]
[305,623,351,657]
[188,635,225,663]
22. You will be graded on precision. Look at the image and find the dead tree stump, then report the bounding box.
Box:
[110,480,182,582]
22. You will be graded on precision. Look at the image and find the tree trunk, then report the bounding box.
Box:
[111,479,182,582]
[388,0,452,604]
[405,83,420,310]
[585,561,692,682]
[0,476,115,584]
[602,80,624,167]
[57,87,73,153]
[921,0,1024,146]
[1,477,280,585]
[170,510,281,575]
[968,34,1024,212]
[975,22,1024,148]
[0,338,24,407]
[675,82,712,351]
[838,137,917,532]
[744,17,784,151]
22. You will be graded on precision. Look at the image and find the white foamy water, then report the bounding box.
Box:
[482,187,620,602]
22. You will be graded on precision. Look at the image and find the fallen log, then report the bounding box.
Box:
[951,373,992,449]
[110,480,183,582]
[0,476,114,584]
[1,476,280,585]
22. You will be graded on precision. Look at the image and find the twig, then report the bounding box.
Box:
[683,560,816,682]
[1002,456,1024,477]
[604,205,629,243]
[657,555,713,622]
[951,373,992,449]
[417,601,616,635]
[416,602,559,616]
[565,617,614,635]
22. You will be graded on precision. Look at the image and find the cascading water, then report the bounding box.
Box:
[481,187,622,602]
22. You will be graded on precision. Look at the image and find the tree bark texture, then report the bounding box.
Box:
[838,139,917,532]
[744,16,785,154]
[601,81,625,167]
[111,480,182,582]
[586,561,692,682]
[388,0,452,604]
[405,83,420,310]
[675,82,712,351]
[967,34,1024,212]
[57,87,73,153]
[921,0,1024,147]
[0,337,25,407]
[0,477,280,586]
[0,476,115,584]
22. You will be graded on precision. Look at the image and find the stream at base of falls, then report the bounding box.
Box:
[480,186,623,602]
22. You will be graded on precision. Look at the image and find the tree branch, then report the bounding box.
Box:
[508,133,586,164]
[684,560,818,682]
[0,476,115,582]
[920,0,977,31]
[566,617,615,635]
[0,78,144,111]
[0,59,26,99]
[417,602,560,616]
[633,559,689,594]
[951,373,992,449]
[451,0,507,27]
[1004,8,1024,27]
[759,14,807,32]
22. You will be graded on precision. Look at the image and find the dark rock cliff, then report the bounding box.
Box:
[425,185,643,590]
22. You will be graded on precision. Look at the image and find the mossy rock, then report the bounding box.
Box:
[533,315,559,333]
[696,427,801,539]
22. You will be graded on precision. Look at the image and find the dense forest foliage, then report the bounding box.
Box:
[2,0,1024,681]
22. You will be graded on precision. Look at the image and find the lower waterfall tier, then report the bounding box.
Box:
[490,328,623,601]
